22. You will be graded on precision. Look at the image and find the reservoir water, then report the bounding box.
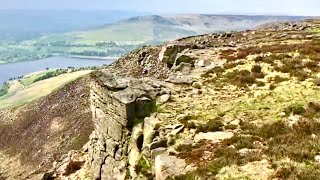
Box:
[0,56,116,84]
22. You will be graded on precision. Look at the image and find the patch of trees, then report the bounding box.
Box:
[0,82,9,97]
[33,66,99,83]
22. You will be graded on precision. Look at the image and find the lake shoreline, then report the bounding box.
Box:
[66,55,119,60]
[0,56,115,85]
[0,54,118,65]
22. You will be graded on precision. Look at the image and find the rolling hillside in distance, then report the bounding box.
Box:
[0,14,310,64]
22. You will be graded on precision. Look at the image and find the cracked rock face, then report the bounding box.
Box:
[88,73,158,179]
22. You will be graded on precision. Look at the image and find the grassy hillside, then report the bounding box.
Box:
[0,76,94,179]
[0,70,92,109]
[0,14,309,64]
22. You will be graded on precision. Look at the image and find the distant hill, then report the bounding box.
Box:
[61,14,309,43]
[0,10,147,41]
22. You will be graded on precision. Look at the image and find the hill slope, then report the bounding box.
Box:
[46,14,309,42]
[1,19,320,179]
[0,10,147,42]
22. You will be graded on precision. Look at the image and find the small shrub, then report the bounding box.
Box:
[135,155,152,178]
[178,115,198,129]
[225,70,257,87]
[273,162,320,180]
[196,118,224,133]
[251,65,265,79]
[221,49,237,56]
[254,56,263,62]
[63,161,84,176]
[224,62,238,69]
[273,76,289,84]
[224,124,238,130]
[256,81,266,87]
[224,135,260,149]
[0,83,9,97]
[284,103,306,116]
[304,102,320,119]
[251,65,262,73]
[269,83,277,90]
[237,51,249,59]
[201,66,225,78]
[304,61,318,69]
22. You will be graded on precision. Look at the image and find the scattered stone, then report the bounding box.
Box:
[194,131,234,143]
[229,119,240,126]
[170,124,185,135]
[155,154,196,180]
[159,94,170,104]
[279,112,286,117]
[238,148,257,157]
[228,41,236,47]
[286,115,301,128]
[191,89,202,95]
[166,75,195,85]
[316,77,320,86]
[150,139,168,150]
[192,82,202,89]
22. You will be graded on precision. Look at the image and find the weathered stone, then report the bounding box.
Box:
[155,154,196,180]
[128,121,144,176]
[151,148,167,159]
[166,75,195,85]
[229,119,240,126]
[316,77,320,86]
[174,62,192,74]
[315,155,320,163]
[194,59,211,68]
[158,44,190,66]
[175,55,196,67]
[192,82,202,89]
[143,117,161,146]
[150,139,168,150]
[159,94,170,104]
[170,124,184,136]
[87,75,163,180]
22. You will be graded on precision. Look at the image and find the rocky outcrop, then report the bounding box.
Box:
[83,71,179,179]
[88,72,156,179]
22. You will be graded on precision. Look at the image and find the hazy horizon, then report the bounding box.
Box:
[0,0,319,16]
[0,9,316,17]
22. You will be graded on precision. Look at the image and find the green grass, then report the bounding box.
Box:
[19,70,55,86]
[0,70,92,109]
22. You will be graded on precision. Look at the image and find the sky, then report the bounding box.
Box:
[0,0,319,16]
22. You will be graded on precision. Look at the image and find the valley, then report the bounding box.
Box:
[0,6,320,179]
[1,18,320,179]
